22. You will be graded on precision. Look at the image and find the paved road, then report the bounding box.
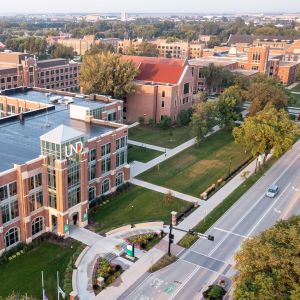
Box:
[123,140,300,300]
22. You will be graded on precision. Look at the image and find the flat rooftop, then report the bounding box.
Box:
[0,89,118,172]
[10,89,107,109]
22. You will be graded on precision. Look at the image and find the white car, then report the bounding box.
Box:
[266,185,279,198]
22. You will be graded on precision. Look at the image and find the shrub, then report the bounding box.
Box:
[159,115,172,129]
[138,116,145,125]
[203,284,226,299]
[148,118,155,127]
[176,110,191,126]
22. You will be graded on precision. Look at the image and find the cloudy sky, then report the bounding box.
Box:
[1,0,299,14]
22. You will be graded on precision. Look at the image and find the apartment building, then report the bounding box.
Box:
[0,87,129,254]
[122,55,194,123]
[0,51,80,92]
[47,35,120,55]
[118,39,204,59]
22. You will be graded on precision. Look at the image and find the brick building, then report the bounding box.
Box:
[0,87,129,254]
[47,35,120,55]
[0,50,80,92]
[122,55,194,123]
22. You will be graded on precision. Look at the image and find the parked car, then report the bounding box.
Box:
[266,185,279,198]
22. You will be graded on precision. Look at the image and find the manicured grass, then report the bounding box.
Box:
[138,130,249,198]
[91,185,192,233]
[0,241,81,300]
[179,158,277,248]
[127,145,161,163]
[290,93,300,108]
[129,125,192,149]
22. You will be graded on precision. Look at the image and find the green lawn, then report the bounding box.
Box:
[91,185,191,233]
[137,130,249,198]
[0,241,81,300]
[129,125,192,149]
[179,158,277,248]
[290,93,300,108]
[128,145,161,163]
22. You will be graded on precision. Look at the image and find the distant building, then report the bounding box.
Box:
[47,35,120,55]
[121,12,127,22]
[122,55,194,123]
[0,50,80,92]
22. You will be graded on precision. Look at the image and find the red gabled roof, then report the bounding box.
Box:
[122,55,187,84]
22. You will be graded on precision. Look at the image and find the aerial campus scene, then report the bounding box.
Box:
[0,0,299,299]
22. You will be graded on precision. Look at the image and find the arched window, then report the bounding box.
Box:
[101,179,110,195]
[32,217,44,236]
[5,227,19,248]
[116,172,123,187]
[88,187,96,202]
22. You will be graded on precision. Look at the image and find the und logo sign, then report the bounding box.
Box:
[65,141,84,157]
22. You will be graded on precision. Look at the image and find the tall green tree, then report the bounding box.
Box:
[79,52,139,99]
[247,74,288,115]
[49,44,75,59]
[202,63,223,95]
[216,85,244,130]
[233,106,299,165]
[233,216,300,300]
[191,101,217,145]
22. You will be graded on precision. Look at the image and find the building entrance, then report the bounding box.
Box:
[72,212,79,226]
[51,215,57,232]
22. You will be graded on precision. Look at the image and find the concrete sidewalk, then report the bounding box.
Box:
[131,178,205,205]
[95,158,258,300]
[128,140,168,152]
[286,82,299,90]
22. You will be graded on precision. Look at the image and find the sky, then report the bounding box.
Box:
[1,0,299,14]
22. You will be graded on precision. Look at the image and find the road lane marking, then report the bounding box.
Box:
[213,227,248,239]
[207,154,299,257]
[189,249,227,264]
[168,266,200,300]
[181,258,218,273]
[246,183,291,237]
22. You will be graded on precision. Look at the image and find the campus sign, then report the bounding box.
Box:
[65,141,84,158]
[126,244,135,257]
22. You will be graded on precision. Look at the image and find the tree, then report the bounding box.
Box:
[247,74,289,115]
[233,106,299,167]
[202,63,223,95]
[49,44,75,59]
[79,52,139,99]
[191,101,217,145]
[164,191,174,205]
[176,109,192,127]
[159,116,172,129]
[233,216,300,300]
[138,42,159,57]
[85,43,115,55]
[216,85,244,130]
[195,91,208,103]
